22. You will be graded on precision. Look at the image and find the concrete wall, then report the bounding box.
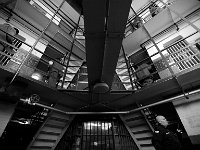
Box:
[173,94,200,145]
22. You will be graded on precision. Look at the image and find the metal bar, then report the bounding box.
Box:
[9,0,66,85]
[139,13,189,97]
[89,121,92,150]
[101,121,103,150]
[104,121,106,150]
[122,45,135,90]
[97,120,99,150]
[119,115,141,150]
[61,11,82,88]
[85,122,88,150]
[42,0,84,33]
[111,121,116,150]
[2,6,83,60]
[158,0,200,33]
[20,88,200,115]
[81,122,84,150]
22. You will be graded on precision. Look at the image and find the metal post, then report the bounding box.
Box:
[158,0,200,33]
[9,0,66,85]
[61,12,82,88]
[121,45,134,90]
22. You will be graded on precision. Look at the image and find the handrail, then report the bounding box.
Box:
[1,6,84,60]
[20,88,200,114]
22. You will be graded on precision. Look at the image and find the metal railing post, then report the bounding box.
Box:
[121,45,134,90]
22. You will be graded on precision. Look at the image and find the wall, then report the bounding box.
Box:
[173,94,200,145]
[0,101,16,137]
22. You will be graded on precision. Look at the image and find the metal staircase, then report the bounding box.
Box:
[121,105,156,150]
[26,104,74,150]
[116,55,139,91]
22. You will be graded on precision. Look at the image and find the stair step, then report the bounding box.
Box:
[125,115,143,122]
[40,131,60,136]
[123,112,142,120]
[45,123,64,129]
[140,143,154,147]
[141,146,155,150]
[50,112,70,120]
[137,136,152,141]
[48,116,69,122]
[129,122,146,128]
[134,132,153,138]
[35,138,56,143]
[132,129,151,134]
[30,146,52,149]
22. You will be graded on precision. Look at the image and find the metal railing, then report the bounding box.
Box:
[125,0,176,37]
[0,22,86,90]
[115,31,200,91]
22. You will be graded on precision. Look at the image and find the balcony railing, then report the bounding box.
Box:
[125,0,176,37]
[0,24,86,90]
[115,31,200,91]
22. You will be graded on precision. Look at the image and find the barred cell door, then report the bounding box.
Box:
[55,115,139,150]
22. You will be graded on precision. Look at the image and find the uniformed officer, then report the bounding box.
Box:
[152,115,181,150]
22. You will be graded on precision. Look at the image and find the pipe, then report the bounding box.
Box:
[20,88,200,115]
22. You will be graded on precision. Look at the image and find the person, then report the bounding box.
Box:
[131,16,143,32]
[0,23,19,65]
[0,23,19,53]
[152,115,181,150]
[149,2,160,17]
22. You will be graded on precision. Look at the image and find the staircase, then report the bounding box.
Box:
[116,57,132,90]
[26,104,74,150]
[121,106,155,150]
[116,56,138,90]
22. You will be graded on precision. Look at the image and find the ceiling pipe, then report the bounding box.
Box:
[20,88,200,115]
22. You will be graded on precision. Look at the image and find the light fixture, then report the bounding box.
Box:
[31,72,42,81]
[48,60,54,66]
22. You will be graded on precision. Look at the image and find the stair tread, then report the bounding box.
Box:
[40,131,60,136]
[129,122,147,128]
[31,145,52,149]
[48,116,69,122]
[45,123,64,129]
[125,115,144,122]
[132,129,151,134]
[140,143,154,147]
[35,138,57,142]
[137,136,152,141]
